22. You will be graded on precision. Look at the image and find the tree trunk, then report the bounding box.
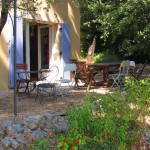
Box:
[0,0,12,34]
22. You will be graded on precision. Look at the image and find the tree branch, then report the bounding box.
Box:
[0,0,13,34]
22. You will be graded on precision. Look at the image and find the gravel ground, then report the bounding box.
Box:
[0,86,109,122]
[0,87,149,149]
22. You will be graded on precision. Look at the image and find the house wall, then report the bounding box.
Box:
[23,0,80,61]
[0,0,80,90]
[0,23,9,90]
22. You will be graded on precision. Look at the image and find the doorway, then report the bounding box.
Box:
[23,23,52,73]
[38,27,50,68]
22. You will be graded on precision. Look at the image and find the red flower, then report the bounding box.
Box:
[87,137,91,142]
[102,133,105,138]
[74,139,79,145]
[106,132,111,135]
[64,139,68,143]
[101,131,111,142]
[70,146,74,150]
[102,137,105,142]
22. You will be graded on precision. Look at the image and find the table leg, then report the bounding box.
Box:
[105,66,109,86]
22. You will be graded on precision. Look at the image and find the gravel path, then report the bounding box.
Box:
[0,87,104,122]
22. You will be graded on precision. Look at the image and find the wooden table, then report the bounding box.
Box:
[86,62,120,87]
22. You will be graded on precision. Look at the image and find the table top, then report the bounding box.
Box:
[86,62,120,67]
[17,70,50,74]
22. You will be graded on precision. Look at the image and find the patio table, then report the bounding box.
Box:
[86,62,120,88]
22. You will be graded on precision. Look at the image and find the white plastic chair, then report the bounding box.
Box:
[111,60,130,88]
[57,63,77,97]
[129,61,136,72]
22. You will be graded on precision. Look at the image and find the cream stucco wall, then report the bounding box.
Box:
[0,23,9,90]
[0,0,80,90]
[23,0,80,60]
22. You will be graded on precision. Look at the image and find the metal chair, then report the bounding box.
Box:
[57,63,77,97]
[111,60,130,88]
[130,61,147,80]
[35,65,59,103]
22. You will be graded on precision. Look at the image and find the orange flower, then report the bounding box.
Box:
[64,139,68,143]
[70,146,74,150]
[106,132,111,135]
[102,137,105,142]
[74,139,79,145]
[87,137,91,142]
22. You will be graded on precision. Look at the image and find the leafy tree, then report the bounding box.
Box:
[78,0,103,58]
[99,0,150,62]
[79,0,150,62]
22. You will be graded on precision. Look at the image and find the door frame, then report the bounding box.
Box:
[25,23,30,71]
[25,24,53,70]
[38,25,52,70]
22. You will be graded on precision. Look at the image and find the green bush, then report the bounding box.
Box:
[28,138,51,150]
[93,52,121,63]
[57,79,150,150]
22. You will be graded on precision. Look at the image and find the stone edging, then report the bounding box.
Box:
[0,110,68,150]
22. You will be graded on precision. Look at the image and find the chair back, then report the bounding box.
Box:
[64,63,77,72]
[119,60,130,74]
[16,63,28,79]
[39,65,59,83]
[136,61,147,79]
[129,61,136,72]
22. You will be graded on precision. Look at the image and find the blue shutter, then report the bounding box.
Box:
[60,24,70,79]
[8,16,23,88]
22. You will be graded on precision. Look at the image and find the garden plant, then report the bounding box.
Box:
[57,78,150,150]
[28,78,150,150]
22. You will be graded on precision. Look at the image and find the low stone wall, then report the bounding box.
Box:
[0,109,150,149]
[0,110,68,150]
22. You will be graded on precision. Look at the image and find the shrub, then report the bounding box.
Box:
[57,79,150,150]
[93,52,120,63]
[28,138,51,150]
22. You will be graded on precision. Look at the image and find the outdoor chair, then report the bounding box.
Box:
[129,61,147,80]
[111,60,131,88]
[16,63,30,95]
[35,65,59,103]
[74,62,102,89]
[74,62,88,87]
[57,63,77,97]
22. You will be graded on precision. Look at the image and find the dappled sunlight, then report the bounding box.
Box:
[67,2,80,60]
[0,34,8,69]
[51,24,62,76]
[68,3,79,37]
[0,31,9,90]
[91,87,113,94]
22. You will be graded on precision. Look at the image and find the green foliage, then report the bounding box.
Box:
[99,0,150,61]
[79,0,150,62]
[93,52,121,63]
[28,138,50,150]
[56,79,150,149]
[79,0,103,58]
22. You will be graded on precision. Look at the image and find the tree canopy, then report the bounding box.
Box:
[79,0,150,62]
